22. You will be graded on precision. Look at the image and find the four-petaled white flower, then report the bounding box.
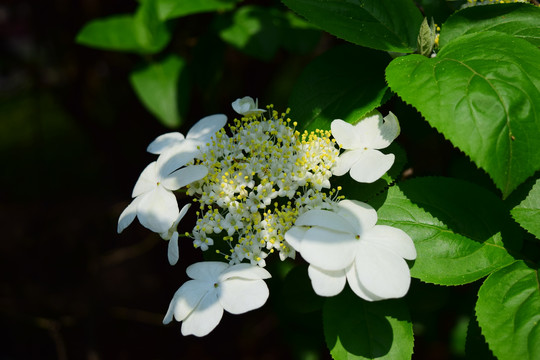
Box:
[117,162,207,234]
[147,114,227,179]
[232,96,265,116]
[331,111,400,183]
[285,199,416,301]
[163,261,271,337]
[160,203,191,266]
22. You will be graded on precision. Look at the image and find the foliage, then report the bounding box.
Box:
[77,0,540,358]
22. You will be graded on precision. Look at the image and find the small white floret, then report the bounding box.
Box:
[331,111,400,183]
[232,96,266,116]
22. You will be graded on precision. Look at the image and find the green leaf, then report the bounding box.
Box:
[511,178,540,239]
[476,260,540,360]
[323,288,413,360]
[76,15,141,52]
[156,0,239,21]
[281,0,423,53]
[417,17,437,57]
[218,6,320,61]
[288,45,391,132]
[375,177,519,285]
[134,0,171,53]
[441,3,540,48]
[129,55,189,127]
[386,31,540,198]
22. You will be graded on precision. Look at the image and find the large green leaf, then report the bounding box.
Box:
[288,45,390,132]
[441,3,540,48]
[281,0,423,53]
[323,288,413,360]
[386,31,540,198]
[156,0,239,21]
[375,177,519,285]
[511,178,540,239]
[476,261,540,360]
[76,15,141,52]
[129,55,189,128]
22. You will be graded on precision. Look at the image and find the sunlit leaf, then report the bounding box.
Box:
[134,0,171,53]
[511,178,540,239]
[441,3,540,48]
[156,0,239,21]
[386,32,540,197]
[476,261,540,360]
[375,177,519,285]
[129,55,189,127]
[76,15,141,52]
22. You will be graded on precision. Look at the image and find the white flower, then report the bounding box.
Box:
[285,199,416,301]
[147,114,227,178]
[117,162,206,234]
[231,96,265,116]
[331,111,400,183]
[163,261,271,337]
[160,203,191,266]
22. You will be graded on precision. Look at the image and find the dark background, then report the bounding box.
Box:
[0,0,481,359]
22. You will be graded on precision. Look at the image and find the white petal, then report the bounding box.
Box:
[220,263,271,281]
[336,200,378,236]
[160,203,191,240]
[147,132,185,154]
[162,165,208,191]
[362,111,400,149]
[117,197,141,233]
[186,114,227,140]
[332,149,365,176]
[349,150,395,183]
[137,186,179,234]
[186,261,229,281]
[363,225,416,260]
[175,203,192,228]
[162,280,210,324]
[232,97,255,115]
[346,262,385,301]
[295,209,356,234]
[181,289,223,337]
[168,232,179,266]
[300,227,358,271]
[307,265,346,297]
[156,140,202,179]
[284,226,308,252]
[354,242,412,300]
[132,162,159,197]
[331,120,358,149]
[219,278,269,314]
[349,111,385,148]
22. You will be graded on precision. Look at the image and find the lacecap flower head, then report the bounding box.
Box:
[118,97,415,336]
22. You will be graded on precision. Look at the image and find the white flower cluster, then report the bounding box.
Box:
[117,96,416,336]
[185,106,341,267]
